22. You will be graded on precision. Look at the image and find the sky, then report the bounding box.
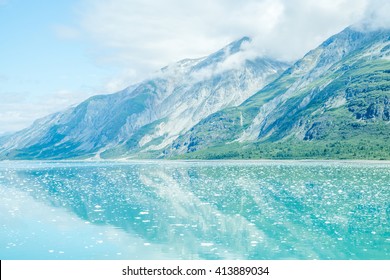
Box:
[0,0,388,133]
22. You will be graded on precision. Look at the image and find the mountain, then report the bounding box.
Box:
[167,27,390,159]
[2,27,389,160]
[0,37,288,159]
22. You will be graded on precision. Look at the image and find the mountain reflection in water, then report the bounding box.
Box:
[0,161,389,259]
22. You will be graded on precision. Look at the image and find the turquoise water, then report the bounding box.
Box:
[0,160,389,260]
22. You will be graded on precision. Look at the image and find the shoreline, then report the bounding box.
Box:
[1,158,390,165]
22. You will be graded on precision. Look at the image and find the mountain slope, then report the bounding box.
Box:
[168,27,390,159]
[0,37,288,159]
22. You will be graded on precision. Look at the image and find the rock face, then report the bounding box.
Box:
[167,27,390,159]
[0,37,288,159]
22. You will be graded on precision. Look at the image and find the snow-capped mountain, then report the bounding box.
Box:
[0,37,289,159]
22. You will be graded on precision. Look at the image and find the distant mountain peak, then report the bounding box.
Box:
[225,36,251,52]
[188,36,253,73]
[212,36,252,57]
[160,36,255,78]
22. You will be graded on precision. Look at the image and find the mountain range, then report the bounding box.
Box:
[1,26,389,160]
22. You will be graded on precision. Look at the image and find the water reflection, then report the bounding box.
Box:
[0,161,389,259]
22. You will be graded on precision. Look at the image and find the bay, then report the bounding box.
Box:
[0,160,389,260]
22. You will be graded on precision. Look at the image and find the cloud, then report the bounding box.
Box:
[102,69,140,92]
[75,0,378,84]
[187,39,261,82]
[353,0,390,30]
[78,0,283,71]
[39,0,383,110]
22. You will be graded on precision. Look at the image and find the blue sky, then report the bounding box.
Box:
[0,0,120,133]
[0,0,387,133]
[1,0,114,92]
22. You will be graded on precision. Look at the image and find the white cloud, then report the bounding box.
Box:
[353,0,390,30]
[102,69,139,92]
[188,39,262,82]
[75,0,378,84]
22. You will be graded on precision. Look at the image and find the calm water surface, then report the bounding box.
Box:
[0,160,389,259]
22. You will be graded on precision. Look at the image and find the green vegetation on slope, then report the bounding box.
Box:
[167,31,390,160]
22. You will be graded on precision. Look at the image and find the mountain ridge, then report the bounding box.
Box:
[167,27,390,159]
[0,37,289,159]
